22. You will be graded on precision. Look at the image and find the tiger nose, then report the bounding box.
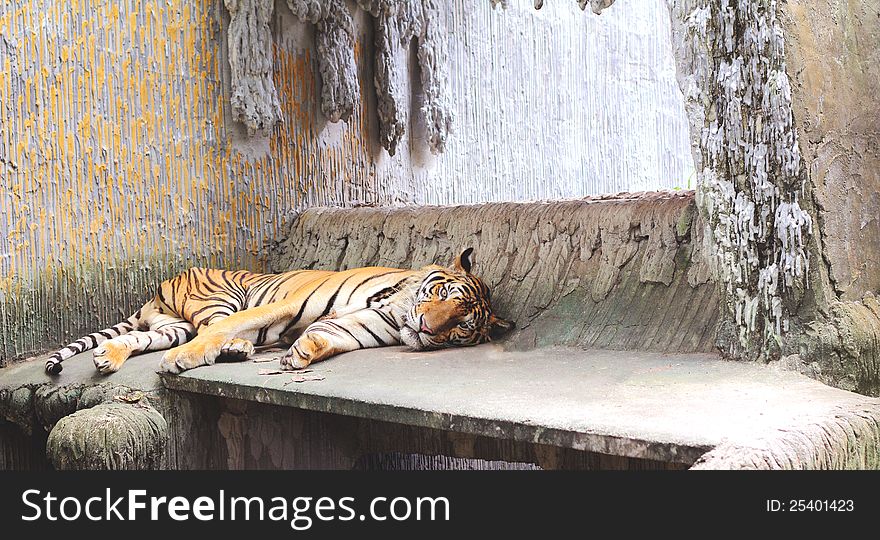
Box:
[420,318,434,335]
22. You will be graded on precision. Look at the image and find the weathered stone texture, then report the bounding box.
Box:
[0,355,168,470]
[691,405,880,469]
[666,0,880,396]
[781,1,880,302]
[0,380,145,436]
[226,0,454,148]
[47,399,167,470]
[415,0,453,153]
[493,0,615,14]
[667,0,815,360]
[225,0,283,134]
[267,191,719,353]
[359,0,452,155]
[287,0,360,123]
[792,296,880,396]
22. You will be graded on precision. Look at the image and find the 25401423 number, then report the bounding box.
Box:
[789,499,854,512]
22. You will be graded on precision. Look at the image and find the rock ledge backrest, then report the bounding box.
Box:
[268,191,719,353]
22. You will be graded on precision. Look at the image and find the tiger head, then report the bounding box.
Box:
[400,248,514,350]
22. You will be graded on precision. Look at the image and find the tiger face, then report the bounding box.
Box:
[400,248,514,350]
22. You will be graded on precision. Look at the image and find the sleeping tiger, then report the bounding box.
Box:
[45,248,513,376]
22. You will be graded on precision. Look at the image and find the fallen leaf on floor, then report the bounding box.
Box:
[258,369,287,375]
[115,391,145,403]
[284,374,325,385]
[252,357,276,363]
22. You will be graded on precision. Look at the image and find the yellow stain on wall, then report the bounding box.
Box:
[0,0,379,359]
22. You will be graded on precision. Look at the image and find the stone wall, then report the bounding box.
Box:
[781,0,880,303]
[663,0,880,395]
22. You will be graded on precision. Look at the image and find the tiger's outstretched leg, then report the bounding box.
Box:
[44,312,142,374]
[92,312,195,374]
[279,308,401,369]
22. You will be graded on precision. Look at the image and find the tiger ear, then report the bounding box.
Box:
[487,315,515,340]
[454,248,474,273]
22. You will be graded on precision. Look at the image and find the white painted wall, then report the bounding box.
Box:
[333,0,696,204]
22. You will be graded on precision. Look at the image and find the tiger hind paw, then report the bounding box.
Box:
[93,342,131,374]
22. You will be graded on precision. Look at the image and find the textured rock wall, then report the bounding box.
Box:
[46,400,167,470]
[287,0,359,122]
[792,298,880,396]
[665,0,880,395]
[0,359,169,469]
[233,0,453,153]
[491,0,615,14]
[666,0,815,360]
[226,0,361,131]
[268,192,719,353]
[357,0,452,155]
[780,1,880,303]
[225,0,284,134]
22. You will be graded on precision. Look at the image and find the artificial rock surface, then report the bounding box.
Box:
[225,0,283,134]
[227,0,453,154]
[664,0,880,395]
[2,194,878,470]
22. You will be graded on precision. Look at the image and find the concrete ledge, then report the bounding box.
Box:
[691,407,880,469]
[0,353,163,434]
[160,345,880,467]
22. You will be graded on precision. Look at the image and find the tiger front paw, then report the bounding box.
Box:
[279,343,311,370]
[158,334,225,374]
[219,338,254,362]
[280,333,330,370]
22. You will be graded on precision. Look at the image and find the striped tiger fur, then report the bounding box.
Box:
[45,249,513,375]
